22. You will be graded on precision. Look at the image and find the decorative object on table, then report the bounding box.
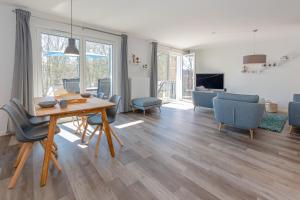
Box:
[80,92,91,98]
[259,113,288,133]
[54,88,68,97]
[59,99,68,108]
[59,95,87,104]
[64,0,79,56]
[265,101,278,113]
[38,97,57,108]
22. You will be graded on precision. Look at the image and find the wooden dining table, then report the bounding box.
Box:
[33,96,115,187]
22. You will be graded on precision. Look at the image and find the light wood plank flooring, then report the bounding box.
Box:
[1,102,300,200]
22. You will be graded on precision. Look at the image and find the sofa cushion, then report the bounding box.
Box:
[132,97,162,107]
[217,92,259,103]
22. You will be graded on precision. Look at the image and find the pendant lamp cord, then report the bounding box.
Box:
[71,0,73,38]
[252,29,258,55]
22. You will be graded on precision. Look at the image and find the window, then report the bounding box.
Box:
[38,32,114,97]
[41,33,80,96]
[84,41,112,96]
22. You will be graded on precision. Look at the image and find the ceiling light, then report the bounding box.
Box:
[243,29,266,64]
[64,0,79,56]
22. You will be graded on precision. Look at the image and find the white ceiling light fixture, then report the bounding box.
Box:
[64,0,79,56]
[243,29,266,64]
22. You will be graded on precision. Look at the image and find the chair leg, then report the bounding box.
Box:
[53,142,58,151]
[95,126,103,157]
[81,122,89,144]
[75,116,86,134]
[289,126,294,134]
[39,141,62,172]
[14,143,27,168]
[86,125,100,145]
[8,143,33,189]
[50,152,62,172]
[218,123,223,132]
[250,129,254,140]
[110,127,124,147]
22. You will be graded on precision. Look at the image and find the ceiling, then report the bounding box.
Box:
[2,0,300,49]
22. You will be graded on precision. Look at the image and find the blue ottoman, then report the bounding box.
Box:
[131,97,162,115]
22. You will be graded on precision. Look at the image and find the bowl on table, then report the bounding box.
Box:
[80,93,91,98]
[38,99,57,108]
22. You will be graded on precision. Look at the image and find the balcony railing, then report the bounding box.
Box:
[157,80,176,101]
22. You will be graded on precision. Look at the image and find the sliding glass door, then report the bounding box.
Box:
[38,32,113,97]
[182,54,195,100]
[84,40,113,97]
[157,51,180,102]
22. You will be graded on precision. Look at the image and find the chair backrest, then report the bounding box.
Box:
[10,98,29,118]
[1,103,32,142]
[97,92,105,99]
[97,79,111,99]
[63,78,80,94]
[106,95,121,122]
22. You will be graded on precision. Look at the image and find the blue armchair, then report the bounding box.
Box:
[192,91,218,110]
[288,94,300,134]
[213,93,265,139]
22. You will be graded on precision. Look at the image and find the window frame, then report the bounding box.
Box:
[157,48,183,101]
[83,37,114,96]
[34,28,116,97]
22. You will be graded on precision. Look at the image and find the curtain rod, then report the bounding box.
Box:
[157,43,184,52]
[12,9,122,37]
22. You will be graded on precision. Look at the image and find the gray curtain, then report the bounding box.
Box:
[120,34,131,112]
[150,42,158,97]
[11,9,33,111]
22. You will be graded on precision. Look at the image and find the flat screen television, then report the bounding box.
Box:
[196,73,224,89]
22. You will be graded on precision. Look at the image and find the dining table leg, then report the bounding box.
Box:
[100,109,115,157]
[40,115,57,186]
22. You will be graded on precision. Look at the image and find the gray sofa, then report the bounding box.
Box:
[192,91,218,110]
[288,94,300,134]
[213,92,265,139]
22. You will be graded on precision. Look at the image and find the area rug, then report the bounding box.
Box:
[259,113,288,133]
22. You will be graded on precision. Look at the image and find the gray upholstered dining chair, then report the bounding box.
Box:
[1,103,61,189]
[10,98,59,153]
[97,78,111,99]
[62,78,80,94]
[10,98,50,126]
[81,95,123,156]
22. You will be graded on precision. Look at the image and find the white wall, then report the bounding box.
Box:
[0,3,152,135]
[128,36,151,98]
[193,36,300,112]
[0,4,16,135]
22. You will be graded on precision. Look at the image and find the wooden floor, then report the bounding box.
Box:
[1,102,300,200]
